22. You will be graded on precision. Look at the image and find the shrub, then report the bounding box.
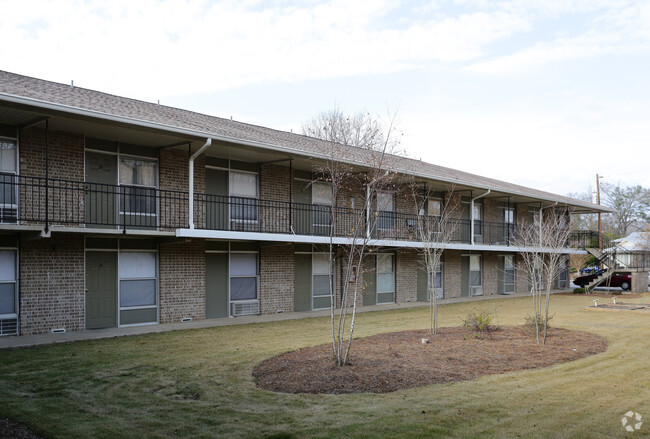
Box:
[523,314,552,334]
[462,308,498,338]
[573,287,586,294]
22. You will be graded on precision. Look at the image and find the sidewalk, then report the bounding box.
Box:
[0,292,533,350]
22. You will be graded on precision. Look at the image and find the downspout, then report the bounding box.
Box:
[539,202,558,247]
[188,138,212,229]
[44,119,50,234]
[470,189,490,245]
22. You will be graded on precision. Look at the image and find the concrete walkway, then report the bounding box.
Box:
[0,292,536,350]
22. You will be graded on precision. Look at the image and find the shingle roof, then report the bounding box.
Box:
[0,70,608,212]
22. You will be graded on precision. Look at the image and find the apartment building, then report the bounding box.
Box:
[0,70,609,336]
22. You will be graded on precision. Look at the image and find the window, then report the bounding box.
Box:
[312,182,332,233]
[427,260,443,299]
[473,203,483,238]
[230,253,258,301]
[470,254,482,295]
[504,255,515,294]
[229,171,258,222]
[119,157,157,216]
[377,191,394,231]
[0,250,16,316]
[504,208,514,224]
[312,253,332,309]
[427,198,441,216]
[0,139,17,223]
[377,254,395,303]
[119,252,157,308]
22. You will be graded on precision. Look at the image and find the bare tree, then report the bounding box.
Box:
[516,206,573,344]
[601,183,650,236]
[302,108,404,155]
[307,109,402,367]
[409,183,460,335]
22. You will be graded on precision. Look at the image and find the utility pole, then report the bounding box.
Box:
[596,174,602,252]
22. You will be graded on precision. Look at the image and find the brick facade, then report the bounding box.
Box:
[158,239,206,323]
[396,248,418,303]
[483,252,498,296]
[443,250,462,299]
[259,244,294,314]
[19,235,85,335]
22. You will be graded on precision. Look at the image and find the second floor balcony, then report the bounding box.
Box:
[0,173,522,247]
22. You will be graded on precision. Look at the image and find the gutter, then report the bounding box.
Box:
[188,138,212,229]
[470,190,490,245]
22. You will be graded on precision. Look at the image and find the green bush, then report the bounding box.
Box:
[573,288,586,294]
[462,308,498,338]
[523,314,552,334]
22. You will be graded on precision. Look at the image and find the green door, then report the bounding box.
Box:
[86,251,117,329]
[206,253,229,318]
[85,151,117,227]
[294,253,311,311]
[205,169,229,230]
[417,264,428,302]
[363,256,377,306]
[294,180,312,235]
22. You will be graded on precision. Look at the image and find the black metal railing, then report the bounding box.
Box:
[0,173,188,230]
[0,172,564,249]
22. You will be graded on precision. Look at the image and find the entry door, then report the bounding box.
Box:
[85,152,117,227]
[205,169,228,230]
[86,251,117,329]
[206,253,229,318]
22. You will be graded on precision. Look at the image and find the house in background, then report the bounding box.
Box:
[0,70,614,336]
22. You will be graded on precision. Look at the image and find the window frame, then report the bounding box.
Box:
[311,253,333,310]
[229,252,259,302]
[376,253,395,304]
[0,137,18,224]
[118,250,158,311]
[0,249,18,318]
[228,170,259,224]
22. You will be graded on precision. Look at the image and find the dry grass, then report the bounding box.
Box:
[0,293,649,438]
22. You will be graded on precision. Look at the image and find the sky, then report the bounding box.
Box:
[2,0,649,198]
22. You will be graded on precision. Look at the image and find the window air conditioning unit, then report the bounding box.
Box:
[0,317,18,336]
[0,206,18,223]
[231,301,259,317]
[470,286,483,296]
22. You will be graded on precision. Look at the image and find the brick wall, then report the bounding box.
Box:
[18,127,85,226]
[260,244,294,314]
[158,239,206,323]
[443,250,461,298]
[483,252,498,296]
[484,199,499,223]
[19,127,84,180]
[396,248,418,302]
[515,253,529,293]
[19,235,85,335]
[159,149,204,230]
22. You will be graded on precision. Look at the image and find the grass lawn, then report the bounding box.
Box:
[1,294,649,439]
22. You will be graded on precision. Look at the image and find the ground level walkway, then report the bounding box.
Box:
[1,291,554,350]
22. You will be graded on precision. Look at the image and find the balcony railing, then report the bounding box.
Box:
[1,173,526,247]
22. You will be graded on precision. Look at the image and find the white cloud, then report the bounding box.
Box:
[0,0,530,99]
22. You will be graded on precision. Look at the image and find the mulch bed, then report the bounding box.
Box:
[253,326,607,394]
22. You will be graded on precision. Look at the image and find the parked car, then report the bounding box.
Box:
[574,271,632,290]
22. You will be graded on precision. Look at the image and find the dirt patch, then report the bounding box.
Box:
[253,326,607,394]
